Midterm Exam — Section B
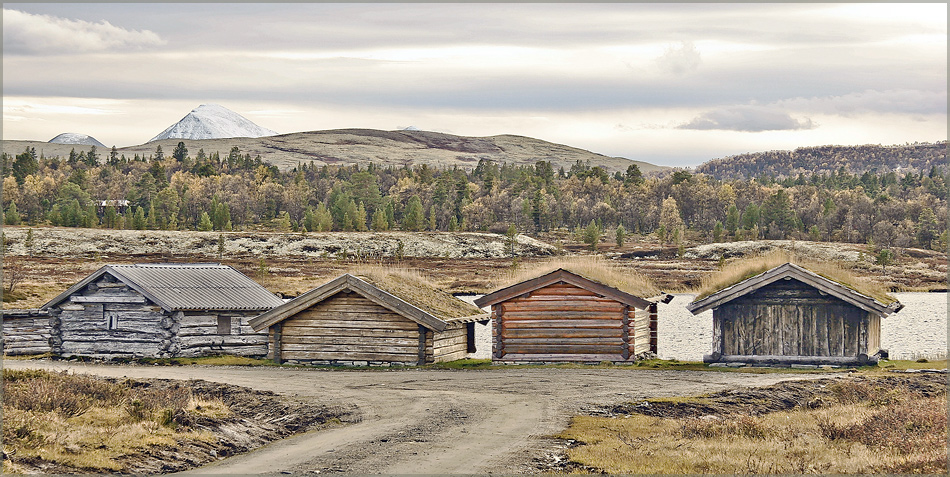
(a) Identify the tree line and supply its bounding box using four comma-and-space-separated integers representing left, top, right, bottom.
696, 141, 947, 181
2, 142, 947, 252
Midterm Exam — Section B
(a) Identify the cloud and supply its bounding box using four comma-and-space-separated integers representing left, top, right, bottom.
2, 8, 165, 54
655, 41, 702, 75
778, 89, 947, 116
678, 106, 815, 132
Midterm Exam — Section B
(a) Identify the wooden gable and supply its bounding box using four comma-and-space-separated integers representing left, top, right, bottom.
687, 263, 902, 317
475, 268, 654, 310
276, 290, 425, 364
250, 274, 449, 332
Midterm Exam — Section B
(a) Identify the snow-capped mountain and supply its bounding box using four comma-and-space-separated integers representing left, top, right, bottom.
49, 133, 107, 148
148, 104, 277, 142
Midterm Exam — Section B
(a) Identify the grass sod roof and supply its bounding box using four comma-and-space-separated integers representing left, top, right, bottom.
501, 256, 662, 298
347, 265, 483, 320
694, 250, 898, 305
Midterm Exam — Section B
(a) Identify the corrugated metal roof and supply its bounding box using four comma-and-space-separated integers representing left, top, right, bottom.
43, 263, 283, 312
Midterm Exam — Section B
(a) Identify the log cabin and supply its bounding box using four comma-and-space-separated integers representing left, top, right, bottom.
2, 308, 51, 356
687, 262, 903, 366
474, 268, 669, 363
249, 270, 489, 366
41, 263, 284, 359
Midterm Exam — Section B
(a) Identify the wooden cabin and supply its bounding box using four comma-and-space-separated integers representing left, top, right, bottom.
474, 269, 665, 363
41, 263, 284, 359
687, 262, 903, 366
249, 272, 488, 366
2, 308, 51, 356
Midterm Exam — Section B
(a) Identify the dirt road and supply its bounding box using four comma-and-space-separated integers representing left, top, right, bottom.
4, 360, 826, 474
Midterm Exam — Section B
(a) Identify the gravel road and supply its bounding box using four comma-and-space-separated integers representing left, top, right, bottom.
4, 360, 825, 474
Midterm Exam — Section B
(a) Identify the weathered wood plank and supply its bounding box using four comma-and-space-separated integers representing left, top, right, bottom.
501, 319, 622, 329
501, 311, 624, 321
501, 328, 622, 339
503, 344, 625, 354
502, 337, 624, 346
294, 309, 414, 323
498, 353, 627, 362
70, 295, 147, 304
282, 319, 419, 331
501, 302, 625, 313
280, 335, 419, 347
280, 349, 418, 361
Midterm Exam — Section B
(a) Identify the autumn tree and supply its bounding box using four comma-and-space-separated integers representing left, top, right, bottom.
658, 196, 683, 245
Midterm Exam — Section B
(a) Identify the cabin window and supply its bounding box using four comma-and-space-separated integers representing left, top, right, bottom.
105, 310, 120, 330
466, 322, 476, 353
217, 316, 232, 335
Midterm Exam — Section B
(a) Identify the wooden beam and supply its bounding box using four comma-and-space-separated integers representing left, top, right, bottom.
69, 296, 146, 304
273, 322, 283, 364
417, 324, 426, 366
621, 306, 630, 360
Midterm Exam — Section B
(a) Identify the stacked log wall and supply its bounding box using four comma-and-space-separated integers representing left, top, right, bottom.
432, 322, 468, 362
493, 282, 639, 362
2, 312, 52, 355
275, 291, 423, 365
175, 312, 268, 357
51, 273, 269, 359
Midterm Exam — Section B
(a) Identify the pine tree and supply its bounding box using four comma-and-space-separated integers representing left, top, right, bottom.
713, 221, 724, 242
371, 208, 388, 231
615, 224, 626, 248
132, 207, 147, 230
198, 212, 213, 231
4, 202, 20, 225
403, 195, 424, 231
582, 220, 602, 251
355, 202, 369, 231
315, 203, 334, 231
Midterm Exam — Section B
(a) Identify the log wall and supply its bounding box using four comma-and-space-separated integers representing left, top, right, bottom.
713, 280, 877, 361
492, 282, 643, 362
273, 291, 425, 365
432, 322, 468, 362
50, 273, 268, 358
2, 312, 52, 355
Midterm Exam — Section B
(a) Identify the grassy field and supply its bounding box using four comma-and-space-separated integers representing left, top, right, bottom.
557, 372, 948, 474
1, 369, 229, 473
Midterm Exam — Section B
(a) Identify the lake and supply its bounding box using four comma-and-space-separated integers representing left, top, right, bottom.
462, 292, 948, 361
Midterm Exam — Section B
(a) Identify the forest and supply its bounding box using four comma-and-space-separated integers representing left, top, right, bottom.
2, 141, 947, 254
696, 141, 947, 180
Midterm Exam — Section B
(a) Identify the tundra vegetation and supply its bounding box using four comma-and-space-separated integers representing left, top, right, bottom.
1, 142, 947, 257
1, 369, 227, 472
558, 374, 948, 474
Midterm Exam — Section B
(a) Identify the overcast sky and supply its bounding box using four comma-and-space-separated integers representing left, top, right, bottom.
3, 3, 946, 167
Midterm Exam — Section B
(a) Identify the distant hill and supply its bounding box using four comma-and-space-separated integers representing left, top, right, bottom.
3, 129, 668, 174
148, 104, 278, 142
48, 133, 106, 148
696, 142, 947, 180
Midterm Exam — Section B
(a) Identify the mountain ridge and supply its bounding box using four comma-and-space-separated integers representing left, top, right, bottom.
48, 133, 106, 148
3, 128, 666, 174
148, 104, 278, 142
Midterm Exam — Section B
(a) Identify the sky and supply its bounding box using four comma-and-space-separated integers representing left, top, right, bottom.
2, 2, 947, 168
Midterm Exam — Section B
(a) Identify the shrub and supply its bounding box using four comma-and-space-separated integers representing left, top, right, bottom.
1, 370, 122, 417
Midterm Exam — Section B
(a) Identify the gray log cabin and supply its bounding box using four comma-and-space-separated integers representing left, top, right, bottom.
249, 272, 489, 366
687, 262, 903, 366
475, 269, 669, 364
41, 263, 284, 359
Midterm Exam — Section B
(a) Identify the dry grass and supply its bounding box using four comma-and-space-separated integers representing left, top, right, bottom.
348, 264, 484, 319
558, 379, 947, 474
694, 249, 896, 304
1, 369, 225, 472
502, 255, 662, 297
